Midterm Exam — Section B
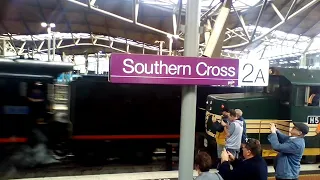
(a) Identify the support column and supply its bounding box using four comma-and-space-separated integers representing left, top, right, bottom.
47, 27, 52, 61
203, 0, 231, 58
142, 43, 145, 54
155, 41, 165, 55
178, 0, 200, 180
0, 40, 6, 56
96, 52, 100, 74
168, 37, 173, 56
84, 54, 89, 75
52, 33, 56, 61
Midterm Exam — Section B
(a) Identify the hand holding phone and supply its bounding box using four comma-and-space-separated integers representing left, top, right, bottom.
270, 123, 277, 133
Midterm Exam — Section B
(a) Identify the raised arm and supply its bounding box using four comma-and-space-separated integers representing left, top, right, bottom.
276, 130, 290, 143
268, 133, 298, 154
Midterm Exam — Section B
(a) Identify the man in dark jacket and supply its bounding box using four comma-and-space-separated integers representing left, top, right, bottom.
218, 138, 268, 180
268, 122, 309, 180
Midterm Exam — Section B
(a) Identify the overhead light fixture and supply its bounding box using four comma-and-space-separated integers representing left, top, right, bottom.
41, 22, 47, 27
41, 22, 56, 28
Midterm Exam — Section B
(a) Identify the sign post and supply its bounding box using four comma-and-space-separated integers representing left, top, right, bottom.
178, 0, 200, 180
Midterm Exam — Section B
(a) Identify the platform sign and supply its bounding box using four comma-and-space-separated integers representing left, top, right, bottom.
238, 59, 269, 87
109, 53, 269, 87
307, 115, 320, 124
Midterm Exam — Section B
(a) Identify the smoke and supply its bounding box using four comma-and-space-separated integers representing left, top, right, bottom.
0, 129, 60, 179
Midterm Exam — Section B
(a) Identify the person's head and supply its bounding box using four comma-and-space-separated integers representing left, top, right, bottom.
221, 107, 230, 117
229, 109, 237, 121
195, 151, 212, 174
235, 109, 243, 119
290, 122, 309, 137
242, 138, 261, 160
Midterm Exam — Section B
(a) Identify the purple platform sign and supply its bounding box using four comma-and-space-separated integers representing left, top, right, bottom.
109, 53, 239, 86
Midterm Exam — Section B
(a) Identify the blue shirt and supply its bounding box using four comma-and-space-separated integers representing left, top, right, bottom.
195, 172, 223, 180
268, 130, 305, 179
226, 120, 243, 150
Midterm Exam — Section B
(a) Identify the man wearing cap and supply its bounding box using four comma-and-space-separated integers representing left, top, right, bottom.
268, 122, 309, 180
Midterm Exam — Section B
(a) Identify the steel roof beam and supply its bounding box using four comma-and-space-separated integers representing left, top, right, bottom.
133, 0, 139, 24
0, 23, 18, 56
223, 0, 319, 49
59, 0, 75, 44
175, 0, 182, 35
284, 0, 298, 21
270, 3, 284, 22
64, 0, 185, 42
19, 12, 38, 51
288, 2, 319, 36
2, 33, 172, 56
89, 0, 96, 6
231, 4, 250, 40
36, 0, 48, 23
250, 0, 268, 41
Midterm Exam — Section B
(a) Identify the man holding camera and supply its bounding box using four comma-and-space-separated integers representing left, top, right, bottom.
268, 122, 309, 180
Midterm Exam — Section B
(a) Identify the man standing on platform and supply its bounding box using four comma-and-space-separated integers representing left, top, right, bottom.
268, 122, 309, 180
221, 109, 243, 159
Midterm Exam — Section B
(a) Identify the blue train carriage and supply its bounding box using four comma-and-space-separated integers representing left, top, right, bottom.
0, 58, 73, 158
204, 67, 320, 161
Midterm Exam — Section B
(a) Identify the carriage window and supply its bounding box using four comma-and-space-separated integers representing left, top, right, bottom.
293, 86, 320, 107
307, 86, 320, 107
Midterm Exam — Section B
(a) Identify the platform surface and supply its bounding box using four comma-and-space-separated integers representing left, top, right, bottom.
11, 164, 320, 180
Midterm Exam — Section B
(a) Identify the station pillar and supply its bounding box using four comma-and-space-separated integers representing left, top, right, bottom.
203, 0, 232, 58
178, 0, 200, 179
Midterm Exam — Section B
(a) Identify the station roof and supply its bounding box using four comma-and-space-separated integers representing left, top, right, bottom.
1, 0, 320, 56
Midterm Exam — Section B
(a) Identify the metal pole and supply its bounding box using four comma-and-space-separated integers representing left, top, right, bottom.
178, 0, 200, 179
96, 52, 99, 74
168, 37, 173, 56
47, 27, 51, 61
53, 32, 56, 61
